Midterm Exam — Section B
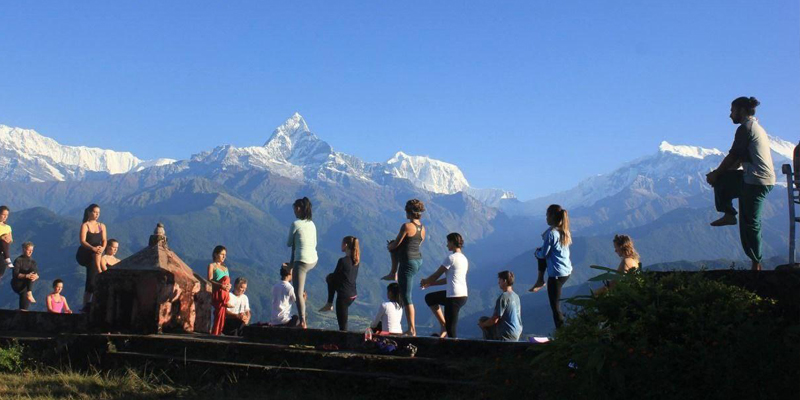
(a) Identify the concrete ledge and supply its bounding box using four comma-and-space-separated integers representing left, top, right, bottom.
242, 325, 537, 359
0, 310, 87, 334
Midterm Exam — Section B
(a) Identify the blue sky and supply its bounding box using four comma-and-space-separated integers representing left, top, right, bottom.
1, 1, 798, 199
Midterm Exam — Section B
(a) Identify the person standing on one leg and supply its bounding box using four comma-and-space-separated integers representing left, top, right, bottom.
12, 242, 39, 310
76, 204, 106, 312
706, 97, 775, 271
420, 233, 469, 339
285, 197, 318, 329
386, 199, 426, 336
319, 236, 360, 332
529, 204, 573, 330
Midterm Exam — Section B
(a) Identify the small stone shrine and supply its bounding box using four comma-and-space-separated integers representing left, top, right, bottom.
91, 224, 212, 334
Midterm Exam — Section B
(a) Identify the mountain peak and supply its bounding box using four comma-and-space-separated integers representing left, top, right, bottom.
385, 151, 470, 194
658, 141, 724, 159
264, 113, 311, 146
263, 113, 332, 165
388, 151, 410, 163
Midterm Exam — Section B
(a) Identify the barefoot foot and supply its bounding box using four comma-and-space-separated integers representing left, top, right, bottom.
529, 279, 546, 293
27, 292, 36, 303
318, 303, 333, 312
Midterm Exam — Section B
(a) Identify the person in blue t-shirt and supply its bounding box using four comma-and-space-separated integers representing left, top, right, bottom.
478, 270, 522, 341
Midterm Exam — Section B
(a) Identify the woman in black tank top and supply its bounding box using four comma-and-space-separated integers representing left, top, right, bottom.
384, 199, 426, 336
77, 204, 107, 311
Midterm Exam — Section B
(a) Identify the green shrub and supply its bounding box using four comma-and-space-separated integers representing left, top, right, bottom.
532, 270, 800, 400
0, 342, 23, 373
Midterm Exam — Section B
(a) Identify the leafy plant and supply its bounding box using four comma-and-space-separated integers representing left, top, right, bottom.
531, 270, 800, 400
0, 342, 23, 373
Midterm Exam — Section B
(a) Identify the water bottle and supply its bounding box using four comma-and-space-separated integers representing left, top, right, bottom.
364, 327, 373, 341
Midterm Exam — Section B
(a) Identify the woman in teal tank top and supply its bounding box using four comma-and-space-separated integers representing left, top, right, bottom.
208, 245, 232, 335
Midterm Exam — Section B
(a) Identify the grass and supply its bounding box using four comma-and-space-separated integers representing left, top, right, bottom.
0, 369, 187, 400
0, 367, 444, 400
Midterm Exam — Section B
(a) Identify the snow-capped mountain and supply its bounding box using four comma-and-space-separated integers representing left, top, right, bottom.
190, 113, 514, 203
0, 114, 512, 205
0, 124, 175, 182
386, 151, 470, 194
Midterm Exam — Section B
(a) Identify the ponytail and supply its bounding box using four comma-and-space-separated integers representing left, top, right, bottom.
547, 204, 572, 247
293, 197, 313, 220
344, 236, 360, 265
560, 209, 572, 246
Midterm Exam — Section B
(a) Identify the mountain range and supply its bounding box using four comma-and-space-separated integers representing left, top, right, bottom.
0, 113, 795, 337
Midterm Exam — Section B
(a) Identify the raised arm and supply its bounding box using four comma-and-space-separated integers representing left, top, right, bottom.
387, 224, 410, 251
707, 126, 747, 185
480, 297, 506, 328
420, 265, 447, 289
535, 230, 557, 259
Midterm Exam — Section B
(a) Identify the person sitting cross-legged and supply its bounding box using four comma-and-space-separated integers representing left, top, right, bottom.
371, 283, 404, 335
223, 277, 251, 336
271, 267, 302, 327
47, 279, 73, 314
478, 270, 523, 342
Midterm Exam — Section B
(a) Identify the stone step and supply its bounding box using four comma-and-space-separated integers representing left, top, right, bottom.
103, 350, 486, 397
99, 333, 464, 379
243, 325, 537, 359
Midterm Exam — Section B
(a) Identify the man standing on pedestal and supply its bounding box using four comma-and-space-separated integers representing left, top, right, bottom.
706, 96, 775, 271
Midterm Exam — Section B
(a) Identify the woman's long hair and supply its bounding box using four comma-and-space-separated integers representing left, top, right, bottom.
547, 204, 572, 247
82, 204, 100, 223
293, 197, 313, 220
343, 236, 360, 265
212, 245, 227, 265
613, 234, 640, 261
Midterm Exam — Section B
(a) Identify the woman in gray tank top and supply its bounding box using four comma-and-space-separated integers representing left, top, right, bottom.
385, 199, 426, 336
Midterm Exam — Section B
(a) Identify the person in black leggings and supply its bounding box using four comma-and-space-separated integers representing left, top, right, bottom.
530, 204, 573, 329
420, 233, 469, 338
319, 236, 360, 331
76, 204, 107, 311
12, 242, 39, 310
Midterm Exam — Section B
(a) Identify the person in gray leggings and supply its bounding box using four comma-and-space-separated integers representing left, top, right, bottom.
286, 197, 318, 329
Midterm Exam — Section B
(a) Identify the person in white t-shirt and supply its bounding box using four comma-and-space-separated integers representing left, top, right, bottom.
371, 283, 403, 335
420, 232, 469, 338
223, 277, 251, 336
271, 267, 302, 327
